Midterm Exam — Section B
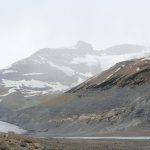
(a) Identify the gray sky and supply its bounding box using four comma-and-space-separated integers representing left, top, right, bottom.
0, 0, 150, 68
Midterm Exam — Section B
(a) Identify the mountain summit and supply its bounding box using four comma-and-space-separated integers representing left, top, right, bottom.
74, 40, 93, 51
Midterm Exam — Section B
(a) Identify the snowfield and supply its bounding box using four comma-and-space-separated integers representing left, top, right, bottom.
0, 79, 69, 97
0, 121, 26, 134
2, 79, 69, 91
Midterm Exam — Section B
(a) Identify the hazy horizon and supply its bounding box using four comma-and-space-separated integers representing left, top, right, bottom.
1, 0, 150, 68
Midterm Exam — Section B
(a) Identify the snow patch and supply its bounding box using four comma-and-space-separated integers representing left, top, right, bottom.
47, 82, 69, 92
49, 61, 75, 76
21, 89, 45, 97
0, 121, 26, 134
0, 89, 16, 97
2, 64, 12, 70
140, 56, 150, 61
96, 67, 121, 86
22, 82, 69, 97
29, 56, 76, 76
22, 72, 45, 76
106, 67, 121, 80
2, 79, 51, 89
2, 70, 17, 74
136, 67, 140, 71
71, 54, 101, 66
79, 72, 93, 78
77, 77, 85, 85
2, 79, 69, 96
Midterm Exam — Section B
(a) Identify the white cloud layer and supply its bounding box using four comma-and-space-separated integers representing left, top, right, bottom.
71, 49, 150, 70
0, 0, 150, 68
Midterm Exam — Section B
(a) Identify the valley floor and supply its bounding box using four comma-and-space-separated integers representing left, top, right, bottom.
0, 133, 150, 150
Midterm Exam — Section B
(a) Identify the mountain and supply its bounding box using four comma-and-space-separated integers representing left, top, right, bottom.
0, 42, 148, 111
8, 56, 150, 137
0, 41, 101, 110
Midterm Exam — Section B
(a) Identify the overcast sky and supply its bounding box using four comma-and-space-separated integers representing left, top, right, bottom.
0, 0, 150, 68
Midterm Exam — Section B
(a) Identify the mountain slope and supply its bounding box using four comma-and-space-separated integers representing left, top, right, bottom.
68, 57, 150, 92
8, 56, 150, 137
0, 42, 148, 111
0, 41, 100, 110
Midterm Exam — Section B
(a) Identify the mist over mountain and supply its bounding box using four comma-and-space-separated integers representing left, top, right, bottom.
100, 44, 146, 55
0, 41, 149, 111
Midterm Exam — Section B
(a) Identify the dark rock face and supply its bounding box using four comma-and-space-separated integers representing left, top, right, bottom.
8, 57, 150, 137
68, 57, 150, 92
